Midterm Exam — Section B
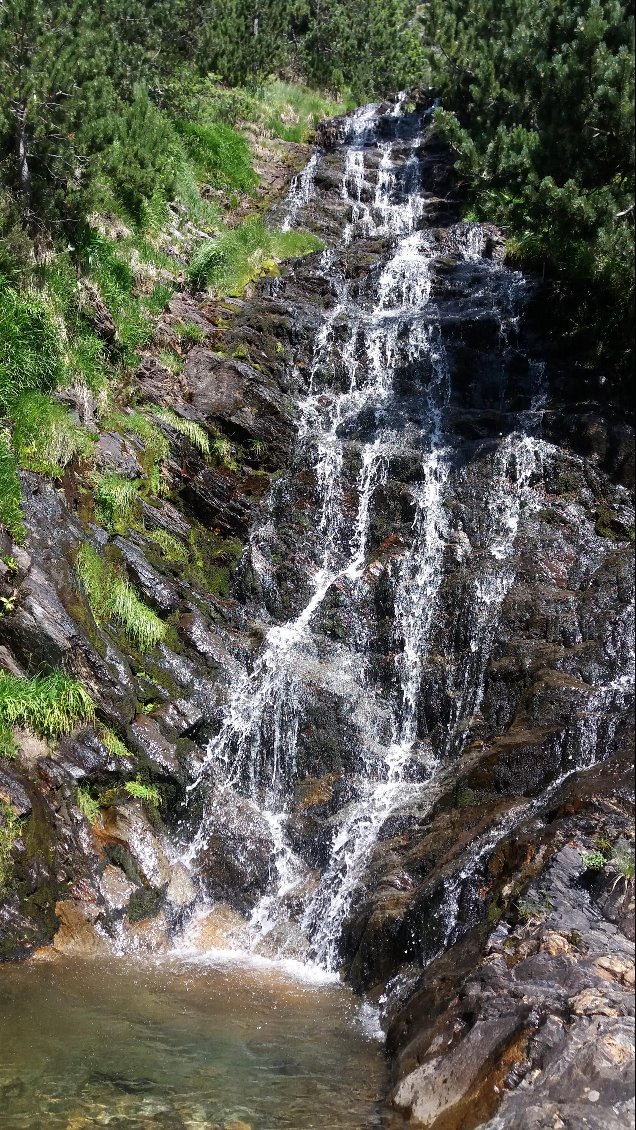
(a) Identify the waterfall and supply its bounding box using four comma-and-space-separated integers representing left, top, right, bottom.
180, 97, 635, 975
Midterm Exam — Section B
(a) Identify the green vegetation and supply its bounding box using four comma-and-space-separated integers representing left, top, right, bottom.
76, 787, 102, 826
188, 217, 323, 294
77, 543, 166, 651
99, 726, 130, 759
0, 801, 20, 892
0, 670, 94, 739
124, 778, 161, 808
94, 474, 140, 534
0, 288, 62, 410
145, 529, 189, 564
0, 434, 25, 542
581, 849, 606, 871
12, 392, 95, 477
152, 409, 210, 457
422, 0, 634, 392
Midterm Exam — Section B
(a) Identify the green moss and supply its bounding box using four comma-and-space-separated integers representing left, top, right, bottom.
0, 801, 20, 892
126, 885, 163, 922
456, 786, 476, 809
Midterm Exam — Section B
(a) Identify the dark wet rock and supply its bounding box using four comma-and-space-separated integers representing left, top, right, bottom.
129, 716, 180, 776
194, 793, 275, 914
113, 537, 180, 614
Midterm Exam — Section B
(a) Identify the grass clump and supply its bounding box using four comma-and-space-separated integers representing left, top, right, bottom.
94, 473, 139, 533
152, 408, 210, 456
145, 529, 189, 564
77, 543, 166, 652
259, 80, 346, 143
0, 801, 20, 892
0, 725, 17, 759
0, 287, 63, 410
188, 216, 322, 294
175, 119, 258, 194
173, 320, 205, 347
0, 433, 25, 542
12, 392, 95, 478
76, 786, 102, 826
99, 726, 130, 759
0, 670, 94, 739
124, 778, 161, 808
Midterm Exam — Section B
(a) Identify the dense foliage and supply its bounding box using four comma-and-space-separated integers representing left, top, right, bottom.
420, 0, 635, 390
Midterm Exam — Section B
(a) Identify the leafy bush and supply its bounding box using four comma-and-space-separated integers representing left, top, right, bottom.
77, 543, 166, 651
0, 433, 25, 542
0, 671, 94, 738
0, 288, 63, 410
12, 392, 95, 477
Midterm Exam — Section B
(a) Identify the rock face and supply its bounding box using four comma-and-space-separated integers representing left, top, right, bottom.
0, 93, 633, 1128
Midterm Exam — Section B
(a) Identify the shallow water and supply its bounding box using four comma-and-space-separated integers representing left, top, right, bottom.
0, 956, 394, 1129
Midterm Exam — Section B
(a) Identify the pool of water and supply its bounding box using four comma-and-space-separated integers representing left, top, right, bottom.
0, 955, 397, 1129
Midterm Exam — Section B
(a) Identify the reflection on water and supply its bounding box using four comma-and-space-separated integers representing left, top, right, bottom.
0, 956, 394, 1129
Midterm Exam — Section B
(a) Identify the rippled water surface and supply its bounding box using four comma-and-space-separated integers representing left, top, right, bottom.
0, 957, 392, 1129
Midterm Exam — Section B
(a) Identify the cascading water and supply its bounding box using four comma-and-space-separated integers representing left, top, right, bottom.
181, 94, 635, 978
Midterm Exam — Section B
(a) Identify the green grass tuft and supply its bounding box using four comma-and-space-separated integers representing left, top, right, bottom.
76, 786, 102, 825
188, 216, 322, 294
94, 472, 139, 533
124, 778, 161, 807
0, 287, 63, 411
99, 725, 130, 759
145, 528, 189, 563
0, 670, 94, 739
152, 408, 210, 456
77, 543, 166, 652
0, 432, 25, 542
12, 392, 95, 478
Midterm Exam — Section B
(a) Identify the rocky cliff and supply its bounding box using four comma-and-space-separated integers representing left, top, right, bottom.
0, 94, 633, 1129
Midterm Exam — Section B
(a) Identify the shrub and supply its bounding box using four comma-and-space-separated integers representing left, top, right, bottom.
0, 671, 94, 738
12, 392, 95, 477
0, 433, 25, 542
77, 543, 166, 652
0, 287, 64, 411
